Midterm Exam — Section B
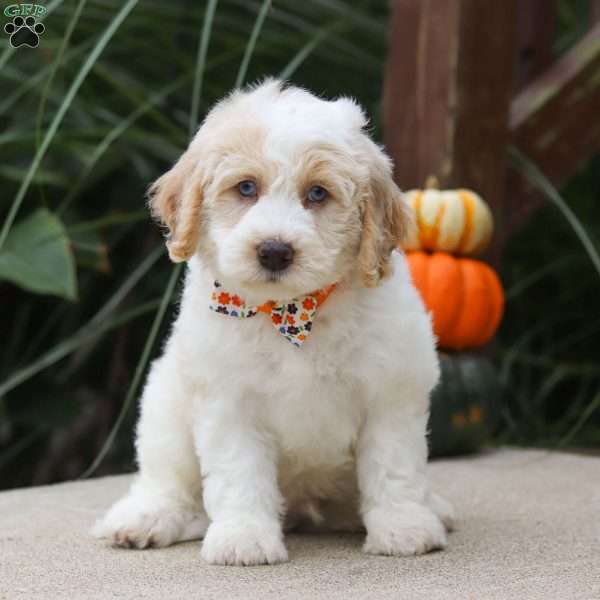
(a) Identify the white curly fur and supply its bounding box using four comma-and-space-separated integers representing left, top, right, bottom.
92, 80, 453, 565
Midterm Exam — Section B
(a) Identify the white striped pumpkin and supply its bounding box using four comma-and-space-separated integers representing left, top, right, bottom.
403, 188, 493, 256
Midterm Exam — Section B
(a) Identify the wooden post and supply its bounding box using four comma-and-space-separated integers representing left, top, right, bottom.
382, 0, 460, 190
383, 0, 517, 257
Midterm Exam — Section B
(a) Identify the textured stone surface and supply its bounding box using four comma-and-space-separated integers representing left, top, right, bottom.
1, 449, 599, 599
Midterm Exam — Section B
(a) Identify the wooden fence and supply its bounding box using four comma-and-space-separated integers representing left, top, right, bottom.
383, 0, 600, 260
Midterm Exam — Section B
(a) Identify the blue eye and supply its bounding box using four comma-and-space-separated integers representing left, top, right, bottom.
307, 185, 328, 204
238, 180, 257, 198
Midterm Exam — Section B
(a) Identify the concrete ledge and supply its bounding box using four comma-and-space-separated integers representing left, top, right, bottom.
1, 449, 599, 599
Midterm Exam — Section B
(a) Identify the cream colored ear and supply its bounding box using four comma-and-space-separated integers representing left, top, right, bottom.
147, 152, 204, 263
357, 143, 412, 287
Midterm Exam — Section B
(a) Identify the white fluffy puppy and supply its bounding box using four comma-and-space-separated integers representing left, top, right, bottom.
93, 80, 453, 565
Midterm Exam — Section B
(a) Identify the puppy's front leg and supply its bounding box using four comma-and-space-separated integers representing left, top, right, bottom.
196, 403, 287, 566
357, 399, 449, 556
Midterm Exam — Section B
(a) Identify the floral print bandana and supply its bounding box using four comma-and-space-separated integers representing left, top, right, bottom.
209, 281, 336, 347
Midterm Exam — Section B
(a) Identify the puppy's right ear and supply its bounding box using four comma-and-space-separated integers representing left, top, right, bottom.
147, 151, 205, 263
357, 141, 412, 287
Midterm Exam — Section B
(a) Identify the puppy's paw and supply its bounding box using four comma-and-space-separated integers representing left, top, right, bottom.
92, 493, 208, 549
201, 518, 288, 566
426, 490, 455, 531
363, 503, 447, 557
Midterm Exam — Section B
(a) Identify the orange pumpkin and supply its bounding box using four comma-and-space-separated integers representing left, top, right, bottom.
406, 251, 504, 350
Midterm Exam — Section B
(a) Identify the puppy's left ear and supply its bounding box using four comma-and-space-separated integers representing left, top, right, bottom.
147, 150, 205, 263
357, 142, 412, 287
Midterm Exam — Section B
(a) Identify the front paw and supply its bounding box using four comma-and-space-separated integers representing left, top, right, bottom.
92, 493, 207, 549
201, 518, 288, 566
363, 503, 447, 556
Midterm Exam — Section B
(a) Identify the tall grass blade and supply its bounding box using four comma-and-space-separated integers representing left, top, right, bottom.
235, 0, 272, 88
66, 211, 148, 234
81, 262, 183, 478
190, 0, 218, 136
557, 389, 600, 449
58, 77, 188, 215
0, 41, 94, 116
0, 298, 160, 399
0, 427, 45, 470
505, 256, 573, 301
509, 147, 600, 281
0, 0, 139, 251
35, 0, 88, 151
92, 62, 187, 143
86, 244, 162, 331
0, 245, 162, 397
279, 22, 342, 79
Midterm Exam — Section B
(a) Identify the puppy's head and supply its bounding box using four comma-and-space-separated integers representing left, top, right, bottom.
149, 80, 410, 301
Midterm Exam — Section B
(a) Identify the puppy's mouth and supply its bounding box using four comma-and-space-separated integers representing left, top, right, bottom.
230, 262, 293, 289
265, 269, 288, 283
234, 264, 312, 304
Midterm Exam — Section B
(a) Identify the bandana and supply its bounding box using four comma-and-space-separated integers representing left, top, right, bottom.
209, 281, 336, 347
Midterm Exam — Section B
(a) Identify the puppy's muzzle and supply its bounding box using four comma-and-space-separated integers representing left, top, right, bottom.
257, 240, 294, 272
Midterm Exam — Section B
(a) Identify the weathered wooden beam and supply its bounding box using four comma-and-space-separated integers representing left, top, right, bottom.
383, 0, 517, 253
510, 22, 600, 178
506, 21, 600, 237
516, 0, 555, 89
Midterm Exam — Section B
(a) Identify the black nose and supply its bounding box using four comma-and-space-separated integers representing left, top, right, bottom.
257, 240, 294, 272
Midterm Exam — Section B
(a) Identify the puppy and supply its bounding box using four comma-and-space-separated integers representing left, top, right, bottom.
93, 80, 453, 565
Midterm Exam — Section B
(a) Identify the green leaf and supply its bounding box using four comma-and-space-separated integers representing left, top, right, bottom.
0, 208, 77, 300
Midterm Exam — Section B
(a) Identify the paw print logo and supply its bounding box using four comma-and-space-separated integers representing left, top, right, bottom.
4, 16, 45, 48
